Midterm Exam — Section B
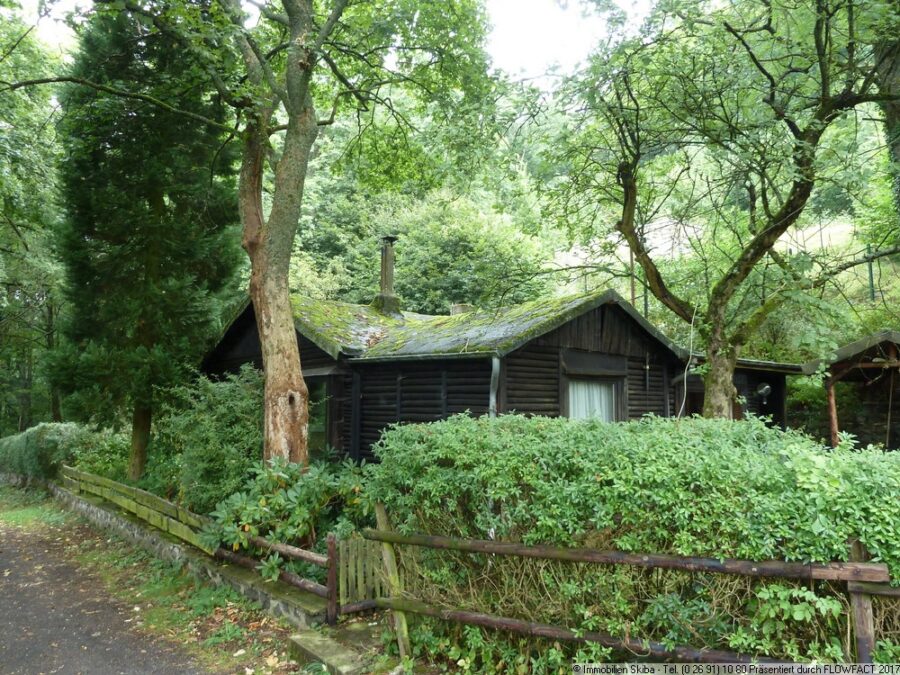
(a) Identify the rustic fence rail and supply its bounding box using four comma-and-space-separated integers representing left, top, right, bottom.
61, 465, 214, 554
363, 520, 896, 663
60, 469, 896, 662
59, 465, 342, 624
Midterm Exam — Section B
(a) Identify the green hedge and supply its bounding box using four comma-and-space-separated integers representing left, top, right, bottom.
365, 415, 900, 666
0, 423, 91, 480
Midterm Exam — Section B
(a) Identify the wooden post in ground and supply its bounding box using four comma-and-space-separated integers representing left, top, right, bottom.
326, 533, 338, 626
374, 502, 411, 660
849, 539, 876, 663
827, 377, 841, 448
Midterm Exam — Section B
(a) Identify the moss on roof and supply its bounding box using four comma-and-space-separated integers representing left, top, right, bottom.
290, 289, 684, 361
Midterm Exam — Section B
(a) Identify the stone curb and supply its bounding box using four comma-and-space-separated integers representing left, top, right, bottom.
288, 630, 372, 674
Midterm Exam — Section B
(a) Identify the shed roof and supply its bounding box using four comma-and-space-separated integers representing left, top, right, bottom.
801, 330, 900, 375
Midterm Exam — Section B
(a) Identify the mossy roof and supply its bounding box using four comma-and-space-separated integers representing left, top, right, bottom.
288, 289, 688, 362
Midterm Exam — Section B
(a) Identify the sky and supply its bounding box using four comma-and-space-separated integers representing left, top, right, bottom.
19, 0, 644, 82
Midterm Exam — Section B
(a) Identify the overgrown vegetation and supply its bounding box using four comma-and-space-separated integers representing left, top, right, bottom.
208, 457, 368, 582
52, 367, 264, 513
365, 415, 900, 666
150, 366, 264, 512
0, 423, 90, 480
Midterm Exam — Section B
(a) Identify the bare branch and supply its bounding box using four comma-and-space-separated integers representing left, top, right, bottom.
313, 0, 349, 55
0, 76, 232, 130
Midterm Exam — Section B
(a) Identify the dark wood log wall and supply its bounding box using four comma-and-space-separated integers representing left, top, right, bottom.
849, 375, 900, 450
672, 369, 788, 427
349, 359, 492, 461
627, 358, 669, 418
501, 304, 678, 420
504, 345, 560, 417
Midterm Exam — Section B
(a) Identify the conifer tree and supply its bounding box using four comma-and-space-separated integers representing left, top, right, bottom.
53, 12, 241, 479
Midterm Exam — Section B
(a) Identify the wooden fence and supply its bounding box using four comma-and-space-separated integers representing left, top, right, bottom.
61, 466, 214, 553
362, 522, 896, 664
59, 466, 345, 624
61, 468, 896, 663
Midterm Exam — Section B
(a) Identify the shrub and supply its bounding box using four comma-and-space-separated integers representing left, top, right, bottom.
0, 423, 92, 480
152, 366, 264, 512
207, 457, 368, 580
70, 428, 131, 482
364, 414, 900, 666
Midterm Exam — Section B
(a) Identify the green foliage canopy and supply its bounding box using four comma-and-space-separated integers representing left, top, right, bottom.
51, 13, 241, 439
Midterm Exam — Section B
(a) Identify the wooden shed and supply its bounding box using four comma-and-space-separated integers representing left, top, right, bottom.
802, 330, 900, 449
203, 288, 797, 461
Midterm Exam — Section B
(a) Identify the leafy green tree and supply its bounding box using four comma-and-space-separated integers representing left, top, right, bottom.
294, 189, 552, 313
0, 5, 66, 434
556, 0, 900, 417
5, 0, 501, 464
52, 13, 241, 479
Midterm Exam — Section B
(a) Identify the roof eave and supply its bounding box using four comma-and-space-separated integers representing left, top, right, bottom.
491, 289, 686, 363
349, 351, 496, 363
801, 329, 900, 375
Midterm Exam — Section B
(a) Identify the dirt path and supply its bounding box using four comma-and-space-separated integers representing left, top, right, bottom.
0, 511, 207, 674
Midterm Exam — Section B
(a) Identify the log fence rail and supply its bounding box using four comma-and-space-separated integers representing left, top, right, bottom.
56, 468, 900, 662
363, 517, 895, 664
59, 465, 342, 624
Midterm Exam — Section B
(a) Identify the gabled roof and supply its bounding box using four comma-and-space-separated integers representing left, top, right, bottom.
801, 330, 900, 375
289, 289, 686, 362
218, 290, 800, 373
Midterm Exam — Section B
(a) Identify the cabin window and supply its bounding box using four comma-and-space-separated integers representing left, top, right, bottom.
568, 379, 618, 422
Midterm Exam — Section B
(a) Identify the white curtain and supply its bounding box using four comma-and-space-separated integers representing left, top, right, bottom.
569, 380, 616, 421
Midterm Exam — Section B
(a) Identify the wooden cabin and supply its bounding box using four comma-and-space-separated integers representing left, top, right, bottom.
802, 330, 900, 449
203, 287, 797, 461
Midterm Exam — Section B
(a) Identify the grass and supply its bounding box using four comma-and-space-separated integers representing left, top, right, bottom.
0, 485, 68, 527
0, 484, 303, 673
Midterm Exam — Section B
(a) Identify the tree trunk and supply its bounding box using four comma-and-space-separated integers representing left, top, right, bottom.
702, 329, 738, 419
240, 106, 318, 464
45, 299, 62, 422
128, 404, 151, 481
876, 41, 900, 216
50, 391, 62, 423
16, 355, 32, 432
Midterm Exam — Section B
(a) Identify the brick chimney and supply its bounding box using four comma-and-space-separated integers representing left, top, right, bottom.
372, 235, 401, 315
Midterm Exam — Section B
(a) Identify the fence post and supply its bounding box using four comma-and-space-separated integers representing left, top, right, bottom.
375, 502, 411, 660
326, 533, 338, 625
849, 539, 875, 663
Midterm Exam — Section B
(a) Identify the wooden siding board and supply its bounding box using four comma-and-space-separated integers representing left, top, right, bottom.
353, 359, 491, 460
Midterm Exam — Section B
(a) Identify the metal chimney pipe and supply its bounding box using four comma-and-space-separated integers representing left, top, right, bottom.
380, 235, 397, 297
373, 235, 401, 315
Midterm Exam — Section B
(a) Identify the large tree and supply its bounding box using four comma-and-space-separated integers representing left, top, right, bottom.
53, 12, 240, 479
53, 0, 493, 464
557, 0, 900, 416
0, 4, 66, 434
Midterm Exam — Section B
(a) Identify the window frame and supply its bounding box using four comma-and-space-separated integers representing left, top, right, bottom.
559, 349, 628, 421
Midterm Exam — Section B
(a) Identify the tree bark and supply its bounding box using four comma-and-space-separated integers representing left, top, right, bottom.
16, 353, 32, 432
45, 299, 62, 422
128, 403, 151, 481
876, 41, 900, 216
241, 105, 318, 464
702, 324, 738, 419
